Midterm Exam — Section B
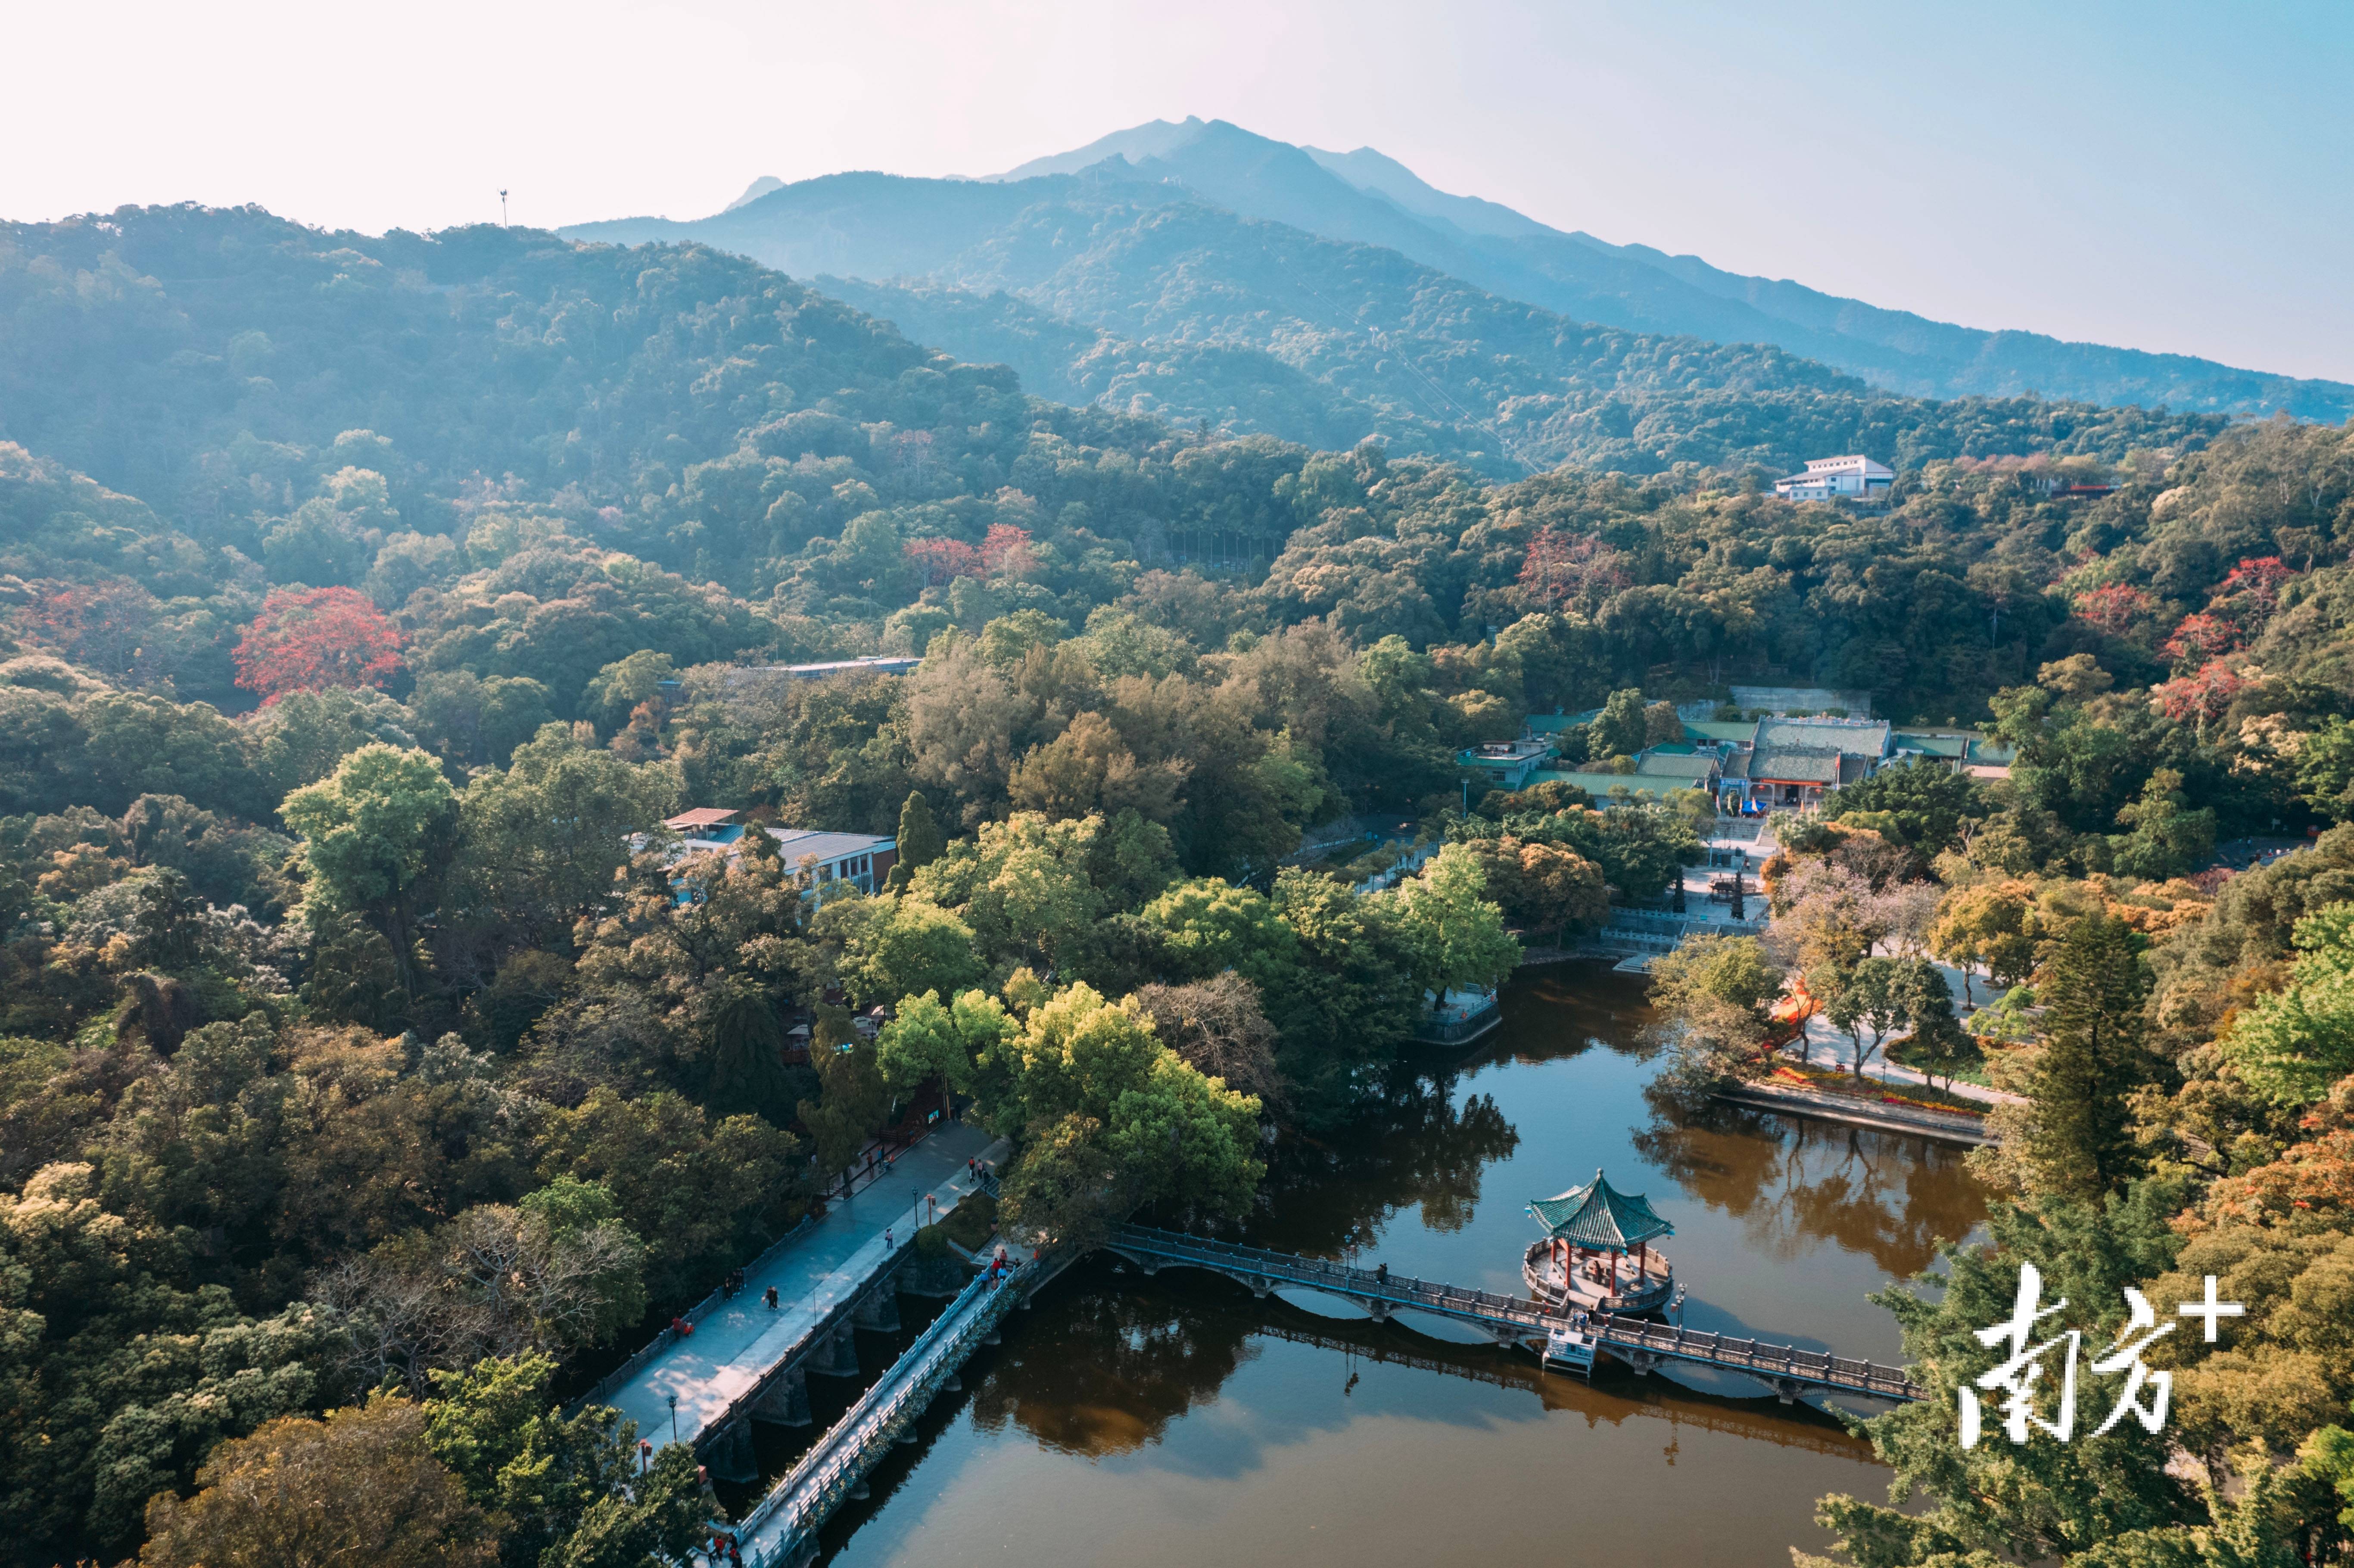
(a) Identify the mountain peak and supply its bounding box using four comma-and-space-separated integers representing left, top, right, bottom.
724, 175, 785, 212
988, 117, 1208, 182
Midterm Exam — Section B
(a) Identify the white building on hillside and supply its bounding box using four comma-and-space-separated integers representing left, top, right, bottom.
1775, 455, 1894, 501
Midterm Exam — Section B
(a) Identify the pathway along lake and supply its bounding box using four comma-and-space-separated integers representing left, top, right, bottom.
719, 963, 1989, 1566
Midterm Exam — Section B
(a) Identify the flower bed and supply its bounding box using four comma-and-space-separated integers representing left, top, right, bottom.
1766, 1058, 1988, 1116
1879, 1091, 1987, 1118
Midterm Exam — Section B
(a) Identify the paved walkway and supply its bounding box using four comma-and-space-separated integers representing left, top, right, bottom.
609, 1120, 1001, 1451
1781, 952, 2025, 1107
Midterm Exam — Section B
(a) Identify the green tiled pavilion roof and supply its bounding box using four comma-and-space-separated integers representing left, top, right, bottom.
1529, 1169, 1673, 1250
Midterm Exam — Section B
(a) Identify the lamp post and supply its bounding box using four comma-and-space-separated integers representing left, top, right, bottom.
666, 1392, 678, 1446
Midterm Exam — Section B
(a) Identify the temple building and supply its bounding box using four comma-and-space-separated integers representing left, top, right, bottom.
1719, 716, 1894, 812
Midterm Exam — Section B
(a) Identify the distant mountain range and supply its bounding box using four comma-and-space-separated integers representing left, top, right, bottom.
983, 118, 2351, 420
562, 118, 2316, 470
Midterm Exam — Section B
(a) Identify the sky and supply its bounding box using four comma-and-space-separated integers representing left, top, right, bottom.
7, 0, 2349, 381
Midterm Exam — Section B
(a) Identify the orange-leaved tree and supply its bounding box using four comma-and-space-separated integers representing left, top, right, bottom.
232, 586, 405, 702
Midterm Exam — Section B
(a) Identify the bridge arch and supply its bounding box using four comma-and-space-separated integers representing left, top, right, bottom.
1100, 1242, 1531, 1346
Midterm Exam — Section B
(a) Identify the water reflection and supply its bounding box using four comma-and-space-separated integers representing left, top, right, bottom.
1242, 1310, 1876, 1463
1250, 1070, 1521, 1254
796, 963, 1991, 1568
1478, 962, 1661, 1068
960, 1264, 1877, 1470
1634, 1093, 1988, 1279
966, 1272, 1261, 1458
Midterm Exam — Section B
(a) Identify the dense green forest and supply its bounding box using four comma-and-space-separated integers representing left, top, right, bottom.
5, 201, 2354, 1564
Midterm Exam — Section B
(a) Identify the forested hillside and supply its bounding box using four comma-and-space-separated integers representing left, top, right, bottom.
565, 170, 2228, 476
597, 116, 2354, 427
6, 200, 2354, 1565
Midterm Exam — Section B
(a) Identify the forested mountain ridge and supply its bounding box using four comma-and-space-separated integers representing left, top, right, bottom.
598, 116, 2352, 426
570, 172, 2225, 476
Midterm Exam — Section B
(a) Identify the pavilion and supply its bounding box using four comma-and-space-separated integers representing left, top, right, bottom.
1525, 1169, 1675, 1314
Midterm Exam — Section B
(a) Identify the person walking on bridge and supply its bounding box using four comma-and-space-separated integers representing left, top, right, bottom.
763, 1285, 779, 1311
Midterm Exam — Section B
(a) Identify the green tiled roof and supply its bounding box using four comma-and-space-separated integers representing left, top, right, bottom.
1747, 744, 1843, 784
1522, 771, 1676, 800
1530, 1170, 1673, 1250
1684, 720, 1756, 742
1891, 732, 1970, 758
1754, 718, 1891, 757
1636, 750, 1720, 779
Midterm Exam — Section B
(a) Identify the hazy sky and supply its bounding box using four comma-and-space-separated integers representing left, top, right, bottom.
9, 0, 2349, 380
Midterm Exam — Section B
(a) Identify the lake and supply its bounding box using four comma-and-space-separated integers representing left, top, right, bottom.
723, 962, 1987, 1567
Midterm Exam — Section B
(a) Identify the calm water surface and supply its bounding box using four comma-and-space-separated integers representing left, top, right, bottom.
732, 964, 1988, 1567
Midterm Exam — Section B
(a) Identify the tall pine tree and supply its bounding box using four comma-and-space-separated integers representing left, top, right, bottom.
886, 790, 945, 892
2026, 913, 2153, 1200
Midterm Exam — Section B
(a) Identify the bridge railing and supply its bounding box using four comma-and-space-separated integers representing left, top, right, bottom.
738, 1258, 1028, 1567
1111, 1224, 1923, 1403
574, 1213, 816, 1412
683, 1176, 997, 1456
1112, 1225, 1551, 1330
1580, 1312, 1920, 1400
1249, 1319, 1877, 1459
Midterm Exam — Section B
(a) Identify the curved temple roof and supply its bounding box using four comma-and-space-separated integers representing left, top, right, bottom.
1529, 1168, 1674, 1250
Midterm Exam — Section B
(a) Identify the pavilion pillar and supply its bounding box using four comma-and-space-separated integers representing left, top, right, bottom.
1637, 1241, 1647, 1283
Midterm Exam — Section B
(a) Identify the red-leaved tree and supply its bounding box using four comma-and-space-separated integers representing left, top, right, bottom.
233, 587, 405, 702
979, 523, 1036, 577
903, 537, 984, 585
2152, 659, 2245, 728
2207, 554, 2293, 636
2216, 555, 2292, 610
2160, 612, 2243, 667
22, 579, 162, 682
1518, 526, 1625, 615
2070, 582, 2158, 639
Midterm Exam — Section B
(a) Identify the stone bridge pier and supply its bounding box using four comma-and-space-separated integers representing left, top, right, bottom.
810, 1320, 861, 1378
709, 1416, 760, 1484
852, 1283, 902, 1333
752, 1363, 811, 1427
